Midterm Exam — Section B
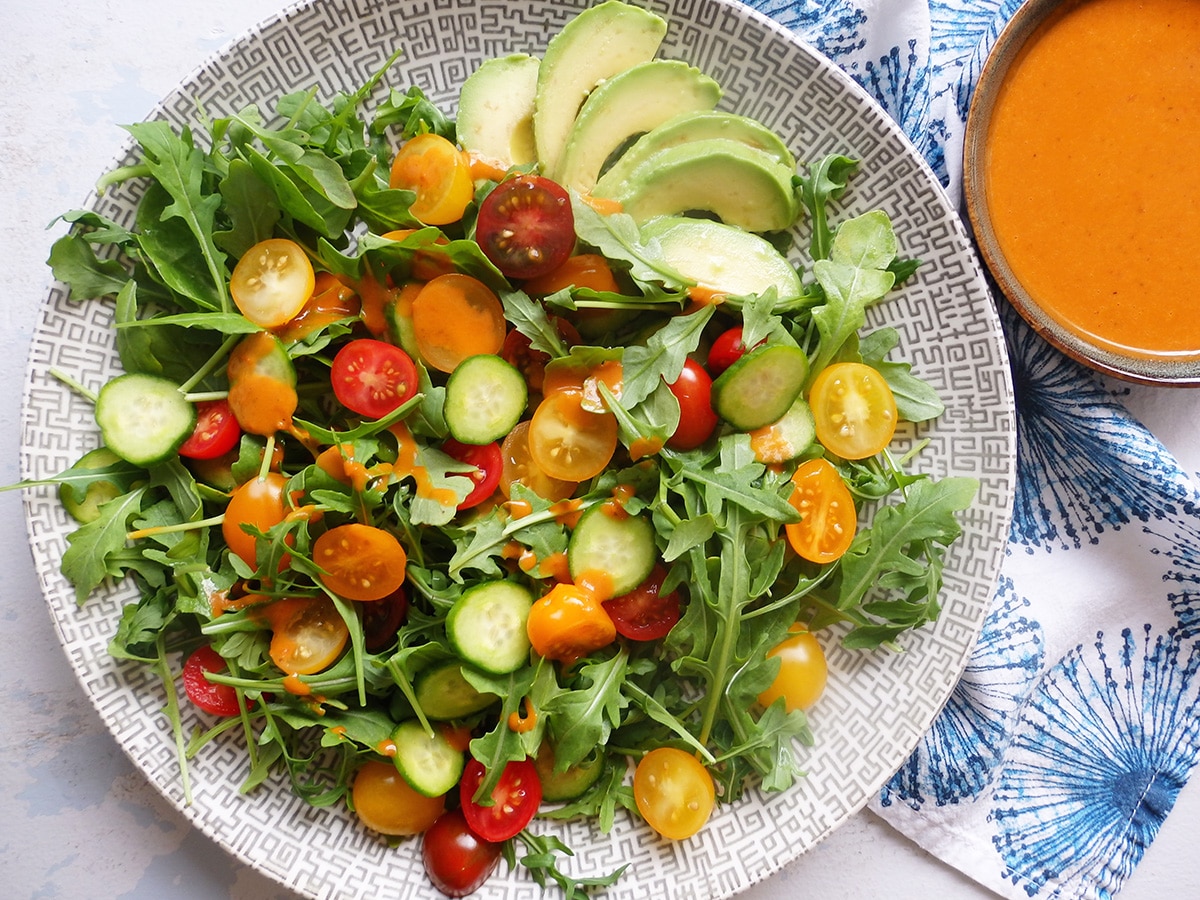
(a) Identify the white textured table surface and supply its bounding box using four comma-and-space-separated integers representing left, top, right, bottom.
5, 2, 1199, 898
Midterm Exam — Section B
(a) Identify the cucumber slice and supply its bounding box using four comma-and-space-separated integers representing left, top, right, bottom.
391, 719, 465, 797
748, 396, 816, 464
94, 374, 196, 467
568, 505, 656, 598
710, 344, 809, 431
444, 354, 528, 445
534, 742, 606, 802
413, 661, 499, 720
58, 447, 131, 523
446, 581, 534, 675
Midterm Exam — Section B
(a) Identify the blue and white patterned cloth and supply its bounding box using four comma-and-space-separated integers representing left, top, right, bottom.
745, 2, 1200, 899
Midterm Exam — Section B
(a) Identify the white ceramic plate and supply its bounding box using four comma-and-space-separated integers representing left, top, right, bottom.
20, 1, 1016, 897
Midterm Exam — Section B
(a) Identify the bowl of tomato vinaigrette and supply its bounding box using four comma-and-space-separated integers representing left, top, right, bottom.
964, 0, 1200, 384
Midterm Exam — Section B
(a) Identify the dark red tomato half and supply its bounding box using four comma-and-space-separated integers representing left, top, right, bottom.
422, 808, 503, 898
178, 399, 241, 460
500, 317, 581, 394
460, 757, 542, 842
666, 358, 719, 451
330, 338, 419, 419
475, 175, 575, 280
182, 645, 250, 717
361, 585, 409, 653
443, 439, 504, 510
603, 564, 682, 641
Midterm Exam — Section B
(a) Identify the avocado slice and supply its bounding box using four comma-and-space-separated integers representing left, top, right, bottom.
533, 0, 668, 178
595, 109, 797, 195
457, 54, 540, 169
595, 138, 801, 232
641, 216, 804, 301
555, 60, 722, 191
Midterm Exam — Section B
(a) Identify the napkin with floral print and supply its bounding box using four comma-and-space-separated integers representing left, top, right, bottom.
745, 1, 1200, 898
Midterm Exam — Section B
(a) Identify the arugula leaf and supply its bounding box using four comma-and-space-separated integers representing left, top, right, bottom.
543, 649, 629, 770
47, 234, 129, 301
61, 486, 149, 602
569, 194, 689, 287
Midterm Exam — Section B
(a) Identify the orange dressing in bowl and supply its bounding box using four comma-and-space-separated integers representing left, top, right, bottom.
984, 0, 1200, 360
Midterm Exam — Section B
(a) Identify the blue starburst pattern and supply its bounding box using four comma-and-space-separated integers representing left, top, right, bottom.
991, 627, 1200, 898
745, 0, 867, 64
1148, 512, 1200, 640
881, 576, 1045, 809
1003, 304, 1188, 553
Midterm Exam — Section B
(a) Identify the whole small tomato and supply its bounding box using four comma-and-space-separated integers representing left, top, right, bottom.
666, 358, 719, 450
422, 807, 503, 897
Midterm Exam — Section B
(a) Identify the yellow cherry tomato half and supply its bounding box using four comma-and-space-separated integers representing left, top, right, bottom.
807, 361, 898, 460
784, 457, 857, 564
527, 388, 618, 483
263, 596, 349, 676
757, 627, 828, 712
499, 420, 578, 501
633, 747, 715, 841
389, 133, 474, 226
230, 238, 316, 328
352, 759, 445, 836
312, 523, 408, 602
526, 582, 616, 667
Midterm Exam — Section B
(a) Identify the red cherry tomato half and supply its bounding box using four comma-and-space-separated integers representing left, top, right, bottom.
459, 757, 542, 842
178, 399, 242, 460
443, 439, 504, 510
330, 339, 419, 419
422, 807, 503, 898
666, 358, 719, 451
182, 645, 249, 717
475, 175, 575, 280
707, 326, 755, 378
603, 564, 682, 641
361, 585, 409, 653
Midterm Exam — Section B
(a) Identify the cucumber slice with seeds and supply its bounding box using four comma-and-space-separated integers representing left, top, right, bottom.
710, 344, 809, 431
446, 581, 534, 674
413, 661, 499, 720
391, 719, 465, 797
567, 504, 656, 598
94, 373, 196, 467
444, 354, 528, 445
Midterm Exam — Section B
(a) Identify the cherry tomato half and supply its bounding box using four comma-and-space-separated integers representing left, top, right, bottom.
526, 582, 617, 666
499, 420, 578, 502
331, 339, 419, 420
178, 399, 242, 460
422, 808, 503, 898
459, 757, 542, 842
807, 361, 898, 460
352, 759, 444, 837
362, 585, 409, 654
264, 596, 349, 676
757, 627, 828, 712
633, 747, 716, 841
603, 565, 682, 641
443, 439, 504, 510
666, 358, 719, 451
475, 175, 575, 280
389, 133, 474, 226
527, 388, 618, 482
784, 458, 857, 564
230, 238, 315, 328
312, 523, 408, 602
182, 644, 248, 717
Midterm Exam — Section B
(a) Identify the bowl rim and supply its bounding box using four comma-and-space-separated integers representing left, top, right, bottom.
962, 0, 1200, 387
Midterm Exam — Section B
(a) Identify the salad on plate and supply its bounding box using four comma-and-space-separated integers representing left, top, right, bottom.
31, 1, 977, 895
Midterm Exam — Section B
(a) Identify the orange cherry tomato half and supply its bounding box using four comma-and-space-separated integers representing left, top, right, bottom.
498, 421, 578, 502
526, 582, 617, 666
389, 133, 474, 226
264, 596, 349, 675
522, 253, 620, 296
330, 338, 419, 419
807, 361, 898, 460
757, 626, 828, 712
527, 388, 618, 482
222, 472, 290, 568
352, 759, 445, 836
230, 238, 315, 328
411, 274, 507, 373
633, 747, 715, 841
784, 458, 857, 564
312, 523, 407, 602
